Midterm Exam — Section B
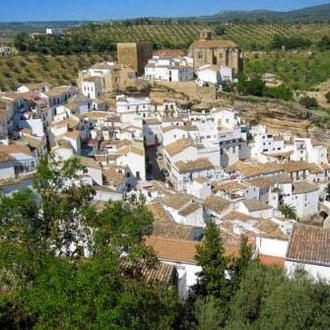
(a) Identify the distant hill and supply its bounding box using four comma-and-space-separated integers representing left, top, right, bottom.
0, 21, 91, 37
208, 3, 330, 23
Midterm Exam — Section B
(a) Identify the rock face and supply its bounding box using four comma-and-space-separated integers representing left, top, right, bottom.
233, 100, 310, 137
146, 82, 330, 150
235, 99, 330, 151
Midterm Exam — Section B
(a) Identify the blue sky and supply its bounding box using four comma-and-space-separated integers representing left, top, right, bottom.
1, 0, 329, 21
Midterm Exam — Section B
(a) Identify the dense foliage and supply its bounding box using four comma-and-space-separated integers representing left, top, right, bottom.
237, 75, 293, 101
245, 50, 330, 90
0, 156, 179, 329
184, 222, 330, 330
270, 35, 312, 50
14, 32, 116, 55
299, 95, 319, 109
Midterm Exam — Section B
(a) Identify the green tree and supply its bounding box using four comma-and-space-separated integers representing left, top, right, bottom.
299, 96, 319, 109
317, 36, 330, 51
194, 296, 224, 330
214, 25, 226, 36
232, 235, 253, 289
279, 204, 297, 220
194, 221, 229, 300
0, 156, 180, 329
227, 263, 285, 328
264, 84, 293, 101
237, 75, 265, 97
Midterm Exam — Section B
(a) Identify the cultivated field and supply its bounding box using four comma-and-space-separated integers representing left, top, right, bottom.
0, 53, 113, 91
71, 22, 330, 50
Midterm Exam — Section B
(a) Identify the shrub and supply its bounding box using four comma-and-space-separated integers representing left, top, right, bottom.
325, 91, 330, 103
299, 96, 319, 109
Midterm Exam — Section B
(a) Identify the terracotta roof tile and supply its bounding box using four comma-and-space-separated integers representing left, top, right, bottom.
120, 258, 176, 284
174, 158, 214, 173
190, 39, 238, 49
78, 156, 101, 169
147, 202, 198, 240
145, 236, 198, 264
282, 161, 310, 173
102, 165, 125, 186
259, 254, 285, 268
0, 144, 32, 156
286, 224, 330, 266
292, 181, 319, 195
178, 202, 202, 217
204, 195, 230, 215
161, 125, 197, 133
215, 180, 249, 193
308, 163, 324, 174
165, 138, 195, 157
0, 152, 14, 162
162, 193, 194, 210
226, 161, 283, 178
248, 177, 271, 189
243, 199, 273, 212
65, 130, 80, 140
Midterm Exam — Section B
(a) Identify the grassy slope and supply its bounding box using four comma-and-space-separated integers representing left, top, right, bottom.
245, 50, 330, 90
0, 53, 112, 91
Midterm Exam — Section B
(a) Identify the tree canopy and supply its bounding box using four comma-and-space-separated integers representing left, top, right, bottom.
0, 156, 179, 329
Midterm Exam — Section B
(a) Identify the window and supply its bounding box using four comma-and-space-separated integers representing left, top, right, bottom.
198, 53, 202, 59
83, 168, 88, 174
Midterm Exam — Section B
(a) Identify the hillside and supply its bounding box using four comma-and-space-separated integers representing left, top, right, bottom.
200, 3, 330, 22
0, 53, 112, 91
67, 22, 330, 51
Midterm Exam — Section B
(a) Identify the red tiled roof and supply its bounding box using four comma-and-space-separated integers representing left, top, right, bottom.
286, 224, 330, 266
259, 254, 285, 268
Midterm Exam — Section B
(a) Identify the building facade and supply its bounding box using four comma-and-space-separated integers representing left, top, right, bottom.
188, 30, 243, 74
117, 42, 153, 75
